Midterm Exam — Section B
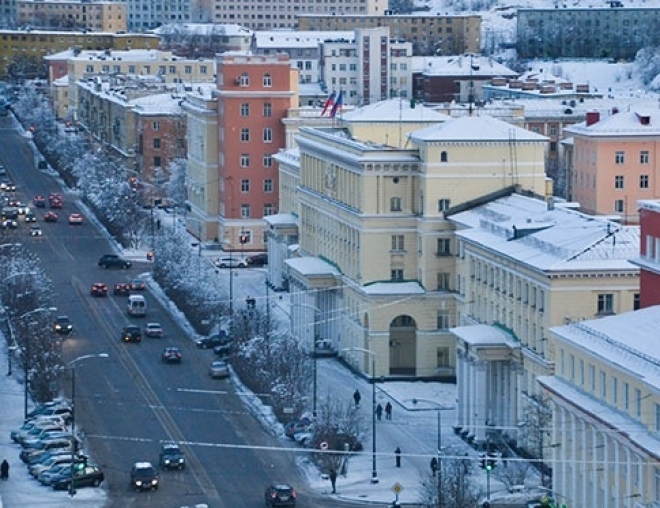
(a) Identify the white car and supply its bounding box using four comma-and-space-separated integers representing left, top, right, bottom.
29, 225, 42, 236
209, 360, 230, 379
213, 257, 247, 269
145, 322, 163, 338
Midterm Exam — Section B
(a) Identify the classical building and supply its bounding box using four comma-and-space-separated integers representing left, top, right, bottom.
450, 193, 640, 454
564, 105, 660, 224
517, 7, 660, 60
16, 0, 127, 32
539, 307, 660, 508
297, 13, 481, 57
270, 105, 549, 378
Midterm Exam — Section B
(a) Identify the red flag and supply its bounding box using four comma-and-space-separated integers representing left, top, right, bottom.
330, 91, 343, 118
321, 92, 336, 117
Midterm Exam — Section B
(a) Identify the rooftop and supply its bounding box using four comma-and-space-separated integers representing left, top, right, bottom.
409, 114, 548, 142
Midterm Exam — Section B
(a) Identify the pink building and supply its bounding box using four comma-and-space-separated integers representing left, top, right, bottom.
564, 108, 660, 224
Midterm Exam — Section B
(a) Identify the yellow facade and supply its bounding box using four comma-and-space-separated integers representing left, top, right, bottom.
16, 0, 127, 33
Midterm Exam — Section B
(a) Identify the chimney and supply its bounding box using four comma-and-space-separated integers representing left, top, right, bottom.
636, 112, 651, 125
586, 111, 600, 126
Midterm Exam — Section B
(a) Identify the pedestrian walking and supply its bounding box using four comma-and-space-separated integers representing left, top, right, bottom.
329, 468, 337, 494
1, 459, 9, 480
375, 403, 383, 421
430, 456, 438, 477
353, 389, 361, 407
395, 447, 402, 468
385, 401, 393, 420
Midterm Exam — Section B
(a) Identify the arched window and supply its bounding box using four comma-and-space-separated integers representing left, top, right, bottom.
440, 151, 448, 163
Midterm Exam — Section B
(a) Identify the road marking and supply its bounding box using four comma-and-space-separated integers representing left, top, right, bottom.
176, 388, 229, 395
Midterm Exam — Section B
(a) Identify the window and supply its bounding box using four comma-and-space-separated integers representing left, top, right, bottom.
440, 151, 448, 162
391, 235, 404, 251
391, 269, 404, 281
240, 103, 249, 117
597, 294, 614, 315
153, 138, 161, 149
615, 175, 624, 189
264, 179, 273, 192
390, 197, 402, 211
640, 174, 649, 189
612, 377, 618, 406
240, 179, 250, 192
640, 150, 649, 164
263, 102, 272, 117
589, 365, 595, 392
655, 404, 660, 431
184, 65, 192, 74
437, 310, 450, 329
579, 359, 584, 386
169, 65, 176, 74
615, 151, 625, 164
263, 73, 272, 87
438, 199, 450, 212
240, 154, 250, 168
153, 156, 161, 167
634, 388, 642, 418
240, 204, 250, 218
239, 73, 249, 86
437, 238, 451, 256
152, 121, 160, 131
264, 204, 274, 216
634, 293, 640, 310
623, 382, 630, 410
615, 200, 624, 213
263, 155, 273, 168
128, 65, 136, 74
200, 65, 207, 75
600, 371, 606, 398
240, 128, 250, 142
437, 272, 450, 290
263, 128, 273, 143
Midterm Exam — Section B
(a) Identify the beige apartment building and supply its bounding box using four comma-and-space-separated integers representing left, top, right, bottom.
269, 105, 549, 378
539, 307, 660, 508
449, 194, 640, 453
16, 0, 127, 32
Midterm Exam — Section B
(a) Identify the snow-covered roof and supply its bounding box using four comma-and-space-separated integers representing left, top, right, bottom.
361, 281, 425, 295
151, 23, 252, 37
341, 98, 448, 123
638, 199, 660, 213
254, 30, 354, 49
409, 114, 548, 143
298, 82, 326, 96
451, 324, 521, 348
132, 93, 184, 115
419, 55, 518, 78
565, 108, 660, 137
264, 213, 298, 226
285, 256, 340, 277
450, 193, 640, 272
45, 49, 197, 63
52, 75, 68, 87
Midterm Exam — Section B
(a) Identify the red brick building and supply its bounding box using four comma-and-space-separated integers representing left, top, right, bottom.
216, 53, 295, 251
633, 200, 660, 308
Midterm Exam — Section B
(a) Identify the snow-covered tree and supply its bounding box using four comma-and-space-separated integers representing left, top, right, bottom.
634, 46, 660, 87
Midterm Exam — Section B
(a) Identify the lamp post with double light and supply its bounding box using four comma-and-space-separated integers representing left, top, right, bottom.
65, 353, 109, 497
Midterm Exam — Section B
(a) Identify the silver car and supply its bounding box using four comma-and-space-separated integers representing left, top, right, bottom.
209, 360, 230, 379
213, 257, 247, 269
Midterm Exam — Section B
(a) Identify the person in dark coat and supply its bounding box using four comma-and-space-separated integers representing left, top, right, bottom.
375, 403, 383, 421
395, 447, 402, 468
385, 401, 393, 420
1, 459, 9, 480
353, 389, 361, 407
329, 468, 337, 493
430, 457, 438, 477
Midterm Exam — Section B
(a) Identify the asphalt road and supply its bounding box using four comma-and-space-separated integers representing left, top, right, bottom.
0, 117, 361, 508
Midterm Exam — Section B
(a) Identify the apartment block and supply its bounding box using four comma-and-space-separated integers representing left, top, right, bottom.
297, 13, 481, 56
16, 0, 127, 33
126, 0, 213, 31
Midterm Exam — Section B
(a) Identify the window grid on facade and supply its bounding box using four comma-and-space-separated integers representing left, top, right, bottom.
240, 103, 249, 117
438, 198, 450, 212
615, 151, 625, 164
240, 179, 250, 192
240, 128, 250, 142
263, 128, 273, 143
153, 138, 161, 149
390, 197, 402, 211
437, 238, 451, 256
615, 200, 624, 213
437, 310, 450, 329
263, 102, 272, 117
263, 73, 272, 87
640, 174, 649, 189
615, 175, 624, 189
640, 150, 649, 164
263, 155, 273, 168
240, 204, 250, 218
391, 235, 404, 251
597, 293, 614, 314
437, 272, 450, 290
240, 154, 250, 168
391, 269, 403, 281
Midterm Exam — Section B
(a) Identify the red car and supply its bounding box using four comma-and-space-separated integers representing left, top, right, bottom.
113, 283, 131, 296
43, 211, 58, 222
90, 282, 108, 297
33, 196, 46, 208
49, 199, 63, 209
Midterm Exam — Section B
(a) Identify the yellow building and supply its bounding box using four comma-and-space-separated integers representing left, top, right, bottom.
539, 306, 660, 508
272, 102, 549, 379
16, 0, 127, 33
450, 195, 640, 451
0, 29, 158, 78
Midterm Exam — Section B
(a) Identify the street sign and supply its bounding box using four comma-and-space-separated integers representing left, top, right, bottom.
391, 482, 404, 495
283, 407, 294, 414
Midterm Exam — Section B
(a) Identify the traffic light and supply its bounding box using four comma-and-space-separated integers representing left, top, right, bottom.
486, 456, 496, 471
480, 455, 487, 470
479, 453, 498, 471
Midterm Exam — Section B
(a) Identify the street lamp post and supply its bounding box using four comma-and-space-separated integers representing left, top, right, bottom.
291, 303, 321, 415
7, 344, 17, 376
66, 353, 109, 497
342, 347, 379, 484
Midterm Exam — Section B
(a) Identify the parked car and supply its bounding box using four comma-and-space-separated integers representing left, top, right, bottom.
246, 253, 268, 266
213, 343, 233, 358
68, 213, 83, 225
53, 316, 73, 335
98, 254, 132, 269
113, 282, 131, 296
16, 424, 67, 445
43, 211, 58, 222
22, 434, 74, 451
284, 419, 314, 440
24, 448, 73, 467
20, 439, 73, 463
29, 453, 75, 477
161, 347, 182, 364
213, 257, 247, 268
145, 322, 163, 338
130, 461, 159, 491
26, 400, 71, 420
11, 417, 66, 443
209, 360, 230, 379
121, 325, 141, 343
159, 443, 185, 470
51, 464, 104, 490
264, 483, 297, 507
38, 462, 74, 485
90, 282, 108, 297
195, 333, 231, 349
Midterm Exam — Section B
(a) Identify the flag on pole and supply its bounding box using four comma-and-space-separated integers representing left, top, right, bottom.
330, 91, 343, 118
321, 92, 336, 117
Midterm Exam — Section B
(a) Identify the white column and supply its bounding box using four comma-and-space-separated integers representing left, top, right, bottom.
467, 356, 477, 438
580, 419, 587, 508
456, 349, 466, 429
475, 361, 487, 444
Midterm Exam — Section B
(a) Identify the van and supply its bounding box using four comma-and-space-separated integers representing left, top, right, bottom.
127, 294, 146, 317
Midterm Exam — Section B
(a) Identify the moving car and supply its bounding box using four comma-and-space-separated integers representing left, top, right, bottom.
121, 325, 141, 343
246, 253, 268, 266
145, 322, 163, 338
159, 443, 185, 470
130, 462, 159, 491
44, 211, 58, 222
209, 360, 230, 379
213, 257, 247, 269
90, 282, 108, 297
33, 195, 46, 207
131, 278, 146, 290
24, 212, 36, 222
29, 225, 42, 236
161, 347, 182, 363
264, 483, 297, 507
68, 213, 83, 225
113, 282, 131, 296
49, 198, 63, 209
98, 254, 132, 269
2, 218, 18, 229
51, 464, 104, 490
53, 316, 73, 335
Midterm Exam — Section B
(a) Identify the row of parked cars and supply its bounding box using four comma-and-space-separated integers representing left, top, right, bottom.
10, 399, 104, 491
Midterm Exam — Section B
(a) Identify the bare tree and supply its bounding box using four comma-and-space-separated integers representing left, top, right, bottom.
419, 451, 482, 508
494, 458, 531, 493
